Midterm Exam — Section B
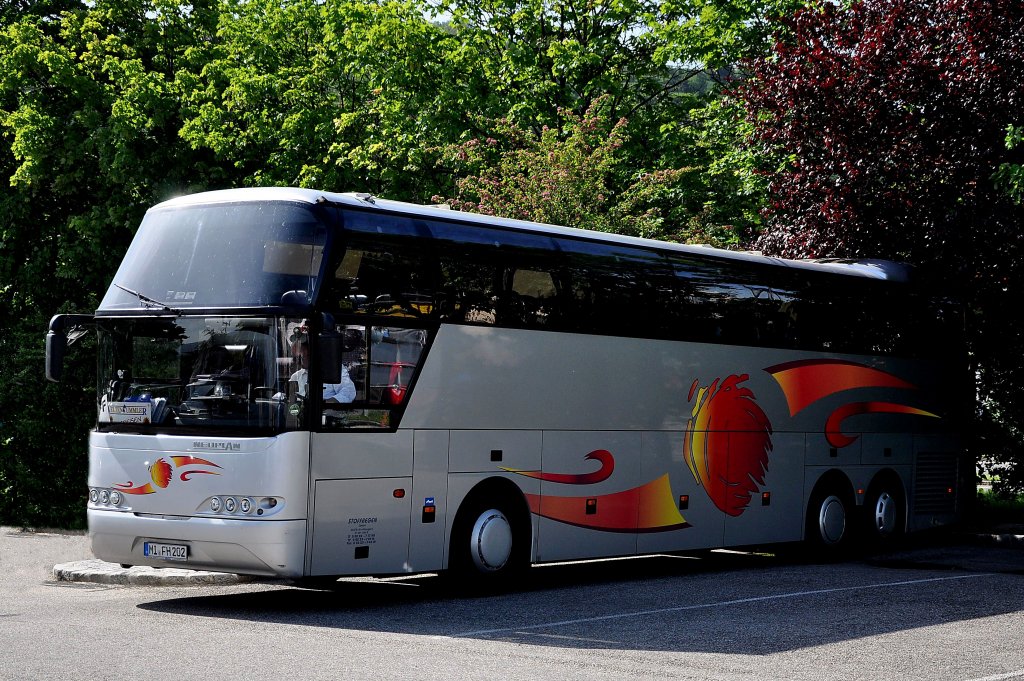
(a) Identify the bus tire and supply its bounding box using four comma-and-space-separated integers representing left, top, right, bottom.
449, 489, 529, 589
805, 481, 856, 557
863, 474, 906, 549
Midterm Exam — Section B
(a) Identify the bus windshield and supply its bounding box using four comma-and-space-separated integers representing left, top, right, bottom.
98, 201, 328, 310
97, 316, 302, 432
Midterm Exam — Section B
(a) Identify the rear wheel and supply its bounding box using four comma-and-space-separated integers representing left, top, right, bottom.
806, 484, 856, 556
864, 477, 906, 548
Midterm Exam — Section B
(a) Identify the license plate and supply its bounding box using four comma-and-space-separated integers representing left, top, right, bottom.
144, 541, 188, 561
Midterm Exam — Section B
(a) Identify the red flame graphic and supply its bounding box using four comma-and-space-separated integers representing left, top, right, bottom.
114, 454, 221, 495
766, 359, 940, 448
150, 458, 173, 488
523, 474, 688, 532
113, 481, 154, 495
683, 374, 773, 516
825, 401, 938, 448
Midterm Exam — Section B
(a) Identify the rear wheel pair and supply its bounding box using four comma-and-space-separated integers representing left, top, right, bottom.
806, 478, 905, 553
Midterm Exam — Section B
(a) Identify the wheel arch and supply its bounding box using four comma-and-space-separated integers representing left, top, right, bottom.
446, 476, 534, 570
806, 469, 856, 513
804, 469, 856, 542
865, 467, 909, 538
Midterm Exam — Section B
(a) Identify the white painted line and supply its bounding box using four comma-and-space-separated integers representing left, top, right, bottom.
449, 573, 994, 638
515, 632, 624, 645
965, 671, 1024, 681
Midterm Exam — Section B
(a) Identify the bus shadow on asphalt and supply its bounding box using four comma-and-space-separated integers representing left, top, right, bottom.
137, 540, 1024, 654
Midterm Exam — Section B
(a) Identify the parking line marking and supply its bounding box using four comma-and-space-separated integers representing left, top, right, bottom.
966, 671, 1024, 681
449, 573, 994, 638
514, 632, 625, 645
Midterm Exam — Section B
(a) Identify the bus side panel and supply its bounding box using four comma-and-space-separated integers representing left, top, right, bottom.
534, 431, 640, 562
308, 431, 414, 576
723, 432, 805, 546
908, 434, 962, 532
407, 429, 450, 573
309, 477, 412, 575
309, 431, 413, 480
806, 430, 862, 467
449, 430, 542, 474
638, 431, 725, 554
861, 432, 913, 466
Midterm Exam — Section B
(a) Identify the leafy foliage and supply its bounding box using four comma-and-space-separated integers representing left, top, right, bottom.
995, 124, 1024, 205
0, 0, 796, 527
738, 0, 1024, 491
0, 0, 222, 527
436, 99, 739, 246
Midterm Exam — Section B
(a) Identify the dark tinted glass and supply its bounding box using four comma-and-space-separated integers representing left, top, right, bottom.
99, 202, 327, 310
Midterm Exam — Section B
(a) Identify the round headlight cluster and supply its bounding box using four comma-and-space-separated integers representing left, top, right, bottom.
89, 487, 126, 508
206, 496, 279, 517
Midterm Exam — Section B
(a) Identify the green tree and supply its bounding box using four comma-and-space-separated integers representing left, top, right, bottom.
179, 0, 480, 200
436, 99, 738, 246
738, 0, 1024, 491
0, 0, 222, 527
0, 0, 810, 527
995, 124, 1024, 205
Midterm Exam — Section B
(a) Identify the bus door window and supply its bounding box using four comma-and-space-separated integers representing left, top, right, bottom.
320, 324, 427, 430
369, 327, 426, 406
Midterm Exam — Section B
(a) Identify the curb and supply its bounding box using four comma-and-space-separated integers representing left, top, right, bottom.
53, 559, 255, 586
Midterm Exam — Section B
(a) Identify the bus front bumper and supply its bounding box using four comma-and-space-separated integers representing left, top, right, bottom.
88, 509, 306, 578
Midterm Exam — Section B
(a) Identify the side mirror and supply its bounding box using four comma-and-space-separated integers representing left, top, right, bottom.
45, 314, 93, 383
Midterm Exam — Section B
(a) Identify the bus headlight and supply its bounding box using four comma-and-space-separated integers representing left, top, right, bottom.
210, 497, 222, 513
109, 491, 122, 506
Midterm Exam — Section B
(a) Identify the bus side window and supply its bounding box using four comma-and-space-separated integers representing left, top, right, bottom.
437, 247, 499, 325
501, 268, 558, 328
331, 239, 438, 317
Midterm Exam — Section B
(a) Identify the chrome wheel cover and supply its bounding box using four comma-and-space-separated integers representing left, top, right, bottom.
818, 495, 847, 545
873, 491, 898, 537
470, 508, 513, 572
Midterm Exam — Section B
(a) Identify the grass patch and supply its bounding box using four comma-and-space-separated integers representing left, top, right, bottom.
970, 489, 1024, 529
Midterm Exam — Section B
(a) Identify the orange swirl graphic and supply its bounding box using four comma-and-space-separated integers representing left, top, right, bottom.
825, 401, 939, 448
765, 359, 941, 449
501, 449, 614, 484
170, 456, 221, 468
112, 454, 222, 496
113, 481, 155, 495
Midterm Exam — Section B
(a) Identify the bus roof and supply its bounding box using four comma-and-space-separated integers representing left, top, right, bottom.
155, 187, 910, 282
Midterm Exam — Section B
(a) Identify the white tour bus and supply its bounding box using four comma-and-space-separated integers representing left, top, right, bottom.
46, 187, 968, 583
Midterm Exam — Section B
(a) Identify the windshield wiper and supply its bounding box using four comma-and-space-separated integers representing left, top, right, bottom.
113, 283, 183, 315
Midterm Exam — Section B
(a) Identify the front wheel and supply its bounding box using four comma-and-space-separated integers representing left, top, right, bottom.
449, 496, 529, 589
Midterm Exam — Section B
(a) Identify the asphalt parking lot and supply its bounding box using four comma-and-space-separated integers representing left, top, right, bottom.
4, 527, 1024, 680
